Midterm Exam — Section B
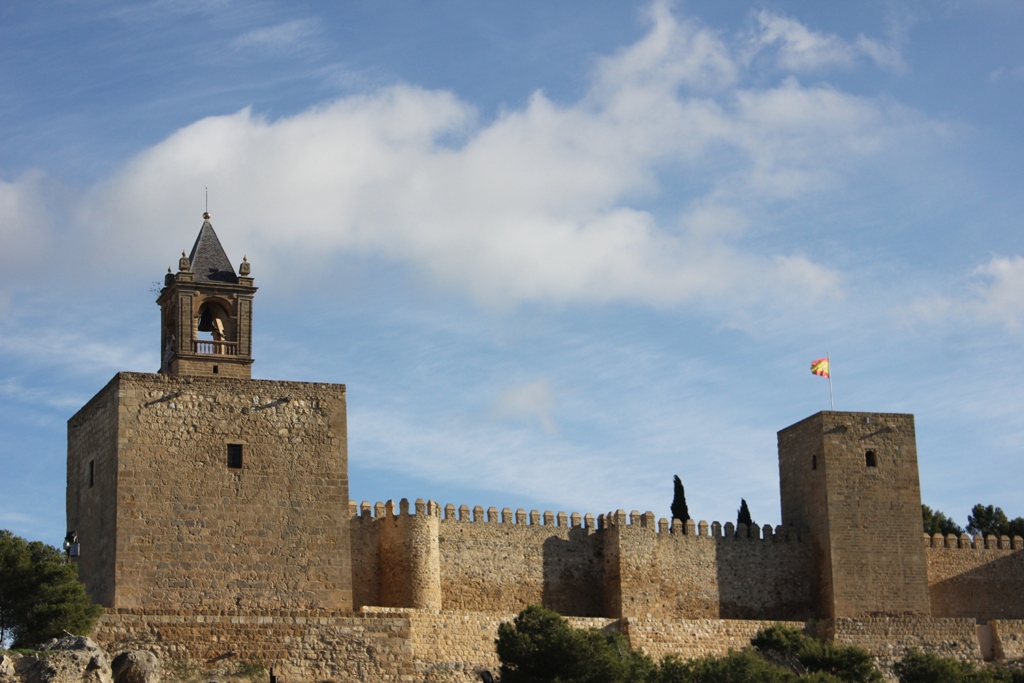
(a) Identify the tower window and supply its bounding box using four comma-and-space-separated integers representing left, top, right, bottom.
88, 460, 94, 487
213, 365, 219, 374
812, 455, 817, 470
866, 450, 877, 467
227, 444, 243, 469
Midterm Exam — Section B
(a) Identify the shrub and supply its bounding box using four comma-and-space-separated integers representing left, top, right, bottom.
752, 624, 881, 683
655, 650, 792, 683
496, 605, 654, 683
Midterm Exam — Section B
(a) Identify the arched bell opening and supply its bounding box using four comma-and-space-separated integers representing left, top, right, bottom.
195, 301, 236, 355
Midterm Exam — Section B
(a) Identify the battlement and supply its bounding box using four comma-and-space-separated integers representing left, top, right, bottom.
349, 500, 806, 544
924, 533, 1024, 550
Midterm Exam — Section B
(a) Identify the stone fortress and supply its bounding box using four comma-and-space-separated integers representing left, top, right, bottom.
66, 218, 1024, 682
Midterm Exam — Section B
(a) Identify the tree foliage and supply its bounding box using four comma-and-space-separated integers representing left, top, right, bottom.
893, 651, 1024, 683
922, 505, 964, 537
752, 624, 881, 683
966, 505, 1024, 538
0, 530, 101, 648
737, 499, 754, 530
496, 610, 886, 683
496, 605, 654, 683
670, 476, 689, 524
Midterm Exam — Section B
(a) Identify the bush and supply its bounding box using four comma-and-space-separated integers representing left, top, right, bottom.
496, 605, 654, 683
893, 651, 1024, 683
753, 624, 881, 683
496, 612, 886, 683
0, 530, 101, 648
655, 651, 792, 683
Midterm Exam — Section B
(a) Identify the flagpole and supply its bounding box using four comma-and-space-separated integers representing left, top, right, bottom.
827, 352, 834, 411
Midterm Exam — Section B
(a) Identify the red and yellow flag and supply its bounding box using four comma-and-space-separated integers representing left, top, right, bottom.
810, 357, 830, 378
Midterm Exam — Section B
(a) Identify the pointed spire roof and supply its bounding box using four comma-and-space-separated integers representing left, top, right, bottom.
188, 215, 238, 284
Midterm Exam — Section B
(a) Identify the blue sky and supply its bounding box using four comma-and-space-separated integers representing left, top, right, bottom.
2, 0, 1023, 546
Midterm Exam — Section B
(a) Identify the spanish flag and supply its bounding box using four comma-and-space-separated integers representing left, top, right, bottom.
810, 357, 830, 378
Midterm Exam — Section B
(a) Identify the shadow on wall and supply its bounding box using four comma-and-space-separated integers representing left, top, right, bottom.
715, 526, 815, 621
542, 531, 605, 617
930, 552, 1024, 621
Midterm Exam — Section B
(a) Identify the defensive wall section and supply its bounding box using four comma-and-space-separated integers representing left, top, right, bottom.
350, 500, 814, 621
88, 507, 1024, 683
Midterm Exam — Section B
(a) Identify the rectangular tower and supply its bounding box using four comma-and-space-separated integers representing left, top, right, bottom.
778, 411, 929, 618
67, 372, 352, 613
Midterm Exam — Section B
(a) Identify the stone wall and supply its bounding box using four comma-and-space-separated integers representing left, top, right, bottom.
602, 511, 813, 620
67, 376, 121, 607
925, 534, 1024, 620
991, 620, 1024, 663
93, 608, 620, 683
821, 617, 982, 670
68, 372, 351, 614
624, 618, 807, 661
438, 506, 604, 616
351, 502, 813, 621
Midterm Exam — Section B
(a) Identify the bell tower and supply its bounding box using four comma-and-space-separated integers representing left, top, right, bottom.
157, 213, 256, 378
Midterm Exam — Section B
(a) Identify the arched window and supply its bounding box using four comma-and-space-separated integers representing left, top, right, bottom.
865, 450, 877, 467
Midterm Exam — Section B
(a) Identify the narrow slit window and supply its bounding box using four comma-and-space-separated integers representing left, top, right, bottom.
812, 455, 817, 471
227, 444, 243, 469
88, 460, 94, 487
865, 450, 877, 467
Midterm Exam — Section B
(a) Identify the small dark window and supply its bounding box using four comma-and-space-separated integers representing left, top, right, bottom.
88, 460, 94, 487
866, 450, 877, 467
812, 455, 817, 470
227, 444, 243, 469
212, 365, 219, 374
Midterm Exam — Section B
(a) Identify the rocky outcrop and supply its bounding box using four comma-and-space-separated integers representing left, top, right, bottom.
2, 638, 159, 683
13, 637, 111, 683
111, 651, 160, 683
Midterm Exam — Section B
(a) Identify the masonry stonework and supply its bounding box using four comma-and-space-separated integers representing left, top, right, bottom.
67, 373, 351, 613
778, 412, 930, 618
65, 218, 1024, 681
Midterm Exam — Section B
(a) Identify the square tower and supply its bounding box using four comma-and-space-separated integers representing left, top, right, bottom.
67, 374, 352, 613
67, 215, 352, 614
778, 411, 929, 618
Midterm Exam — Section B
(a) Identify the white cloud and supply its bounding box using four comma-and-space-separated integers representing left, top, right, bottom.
230, 19, 320, 52
494, 379, 557, 434
51, 4, 939, 316
748, 10, 906, 74
0, 172, 55, 279
968, 256, 1024, 329
907, 255, 1024, 331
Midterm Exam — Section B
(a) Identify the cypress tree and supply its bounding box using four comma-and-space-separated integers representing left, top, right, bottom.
670, 475, 690, 523
737, 499, 754, 529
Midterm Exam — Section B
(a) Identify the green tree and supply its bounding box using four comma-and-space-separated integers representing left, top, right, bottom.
496, 605, 654, 683
922, 505, 964, 537
737, 499, 755, 530
966, 505, 1024, 538
752, 624, 882, 683
655, 650, 792, 683
671, 476, 690, 524
0, 530, 101, 648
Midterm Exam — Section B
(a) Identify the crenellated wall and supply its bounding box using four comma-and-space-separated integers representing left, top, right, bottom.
924, 533, 1024, 621
603, 510, 813, 620
350, 499, 814, 621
